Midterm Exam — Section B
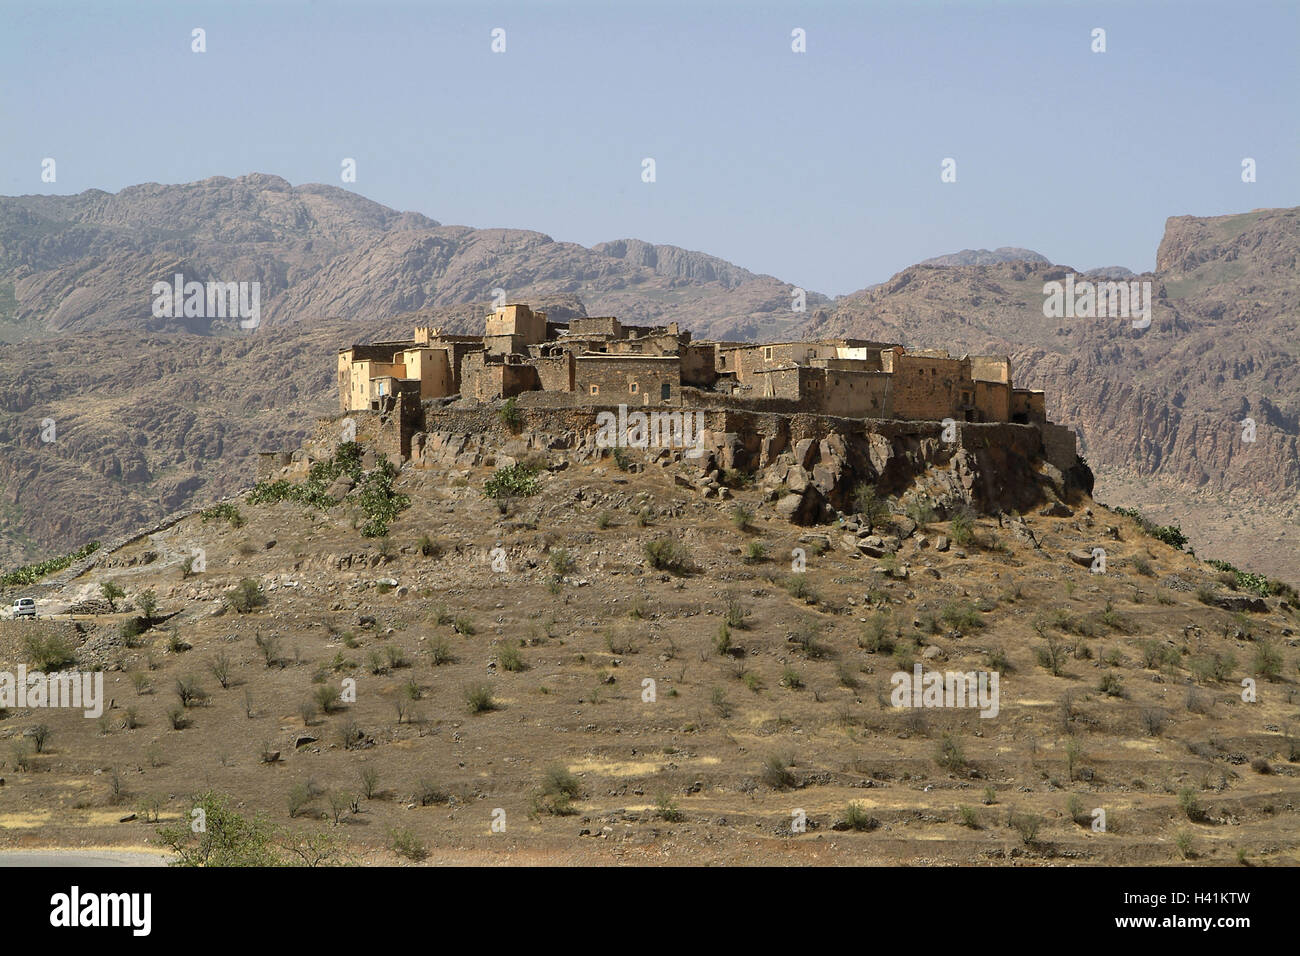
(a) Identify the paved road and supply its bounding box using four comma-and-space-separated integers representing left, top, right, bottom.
0, 850, 170, 867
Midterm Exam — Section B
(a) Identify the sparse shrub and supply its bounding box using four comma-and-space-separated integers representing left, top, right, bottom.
1098, 673, 1125, 698
453, 616, 475, 636
388, 828, 429, 862
100, 581, 125, 612
762, 754, 796, 790
730, 504, 753, 531
1251, 641, 1283, 680
784, 573, 818, 604
498, 396, 521, 428
604, 629, 636, 655
227, 578, 267, 614
200, 502, 245, 527
852, 483, 890, 532
288, 782, 318, 819
941, 601, 984, 632
841, 802, 878, 831
175, 675, 208, 708
985, 647, 1011, 672
542, 765, 581, 799
119, 616, 147, 647
643, 537, 692, 574
337, 719, 364, 749
724, 599, 748, 629
1140, 707, 1168, 737
1036, 636, 1067, 676
743, 540, 768, 564
935, 733, 965, 770
1174, 829, 1194, 860
596, 511, 613, 530
312, 684, 339, 714
1177, 787, 1203, 821
29, 724, 50, 754
358, 767, 380, 799
22, 627, 76, 670
859, 613, 894, 653
549, 548, 576, 577
1064, 736, 1084, 781
416, 778, 447, 806
710, 687, 731, 718
780, 666, 804, 690
655, 794, 684, 822
209, 653, 233, 689
1011, 812, 1042, 845
465, 685, 496, 714
483, 462, 540, 500
1190, 650, 1235, 684
835, 663, 860, 689
959, 805, 980, 829
949, 507, 976, 547
498, 645, 526, 672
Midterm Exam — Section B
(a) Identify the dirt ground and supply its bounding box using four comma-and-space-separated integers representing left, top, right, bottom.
1, 454, 1297, 866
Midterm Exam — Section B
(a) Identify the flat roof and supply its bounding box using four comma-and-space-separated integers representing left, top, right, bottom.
575, 353, 679, 361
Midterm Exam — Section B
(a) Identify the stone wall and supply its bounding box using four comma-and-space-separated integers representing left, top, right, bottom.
574, 356, 679, 403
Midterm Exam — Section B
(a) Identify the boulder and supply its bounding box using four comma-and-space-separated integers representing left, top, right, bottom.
1214, 594, 1269, 614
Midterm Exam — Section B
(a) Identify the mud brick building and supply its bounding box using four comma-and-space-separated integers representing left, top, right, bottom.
338, 302, 1056, 433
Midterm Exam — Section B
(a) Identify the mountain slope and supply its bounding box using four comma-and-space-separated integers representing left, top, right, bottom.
798, 207, 1300, 579
0, 173, 820, 341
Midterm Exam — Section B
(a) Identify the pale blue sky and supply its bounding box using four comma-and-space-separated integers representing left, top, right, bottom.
2, 0, 1296, 295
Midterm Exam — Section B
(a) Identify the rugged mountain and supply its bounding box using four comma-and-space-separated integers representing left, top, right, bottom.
799, 207, 1300, 580
919, 247, 1049, 268
0, 173, 819, 341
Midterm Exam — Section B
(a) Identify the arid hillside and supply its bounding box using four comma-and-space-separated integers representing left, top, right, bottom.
0, 434, 1296, 865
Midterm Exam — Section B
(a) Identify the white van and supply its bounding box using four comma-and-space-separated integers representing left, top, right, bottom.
11, 597, 36, 619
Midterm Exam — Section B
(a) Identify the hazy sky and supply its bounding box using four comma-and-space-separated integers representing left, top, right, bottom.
3, 0, 1296, 296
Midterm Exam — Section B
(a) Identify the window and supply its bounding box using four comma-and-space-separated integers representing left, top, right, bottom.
661, 383, 671, 400
629, 382, 639, 394
763, 347, 773, 360
590, 385, 599, 395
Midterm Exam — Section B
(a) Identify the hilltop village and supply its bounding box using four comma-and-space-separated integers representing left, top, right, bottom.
339, 303, 1051, 425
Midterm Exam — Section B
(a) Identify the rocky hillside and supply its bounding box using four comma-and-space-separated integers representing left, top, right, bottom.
0, 173, 818, 340
798, 207, 1300, 580
1, 429, 1296, 866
